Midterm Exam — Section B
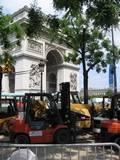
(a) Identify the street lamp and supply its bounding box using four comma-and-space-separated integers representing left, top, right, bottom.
39, 60, 45, 93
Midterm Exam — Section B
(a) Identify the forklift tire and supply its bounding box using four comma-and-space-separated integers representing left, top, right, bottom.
14, 134, 30, 144
114, 136, 120, 146
54, 128, 70, 144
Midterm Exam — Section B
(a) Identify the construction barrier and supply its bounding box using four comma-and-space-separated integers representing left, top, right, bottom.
0, 143, 120, 160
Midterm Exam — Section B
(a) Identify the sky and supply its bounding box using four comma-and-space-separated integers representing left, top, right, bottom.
1, 0, 120, 90
0, 0, 55, 15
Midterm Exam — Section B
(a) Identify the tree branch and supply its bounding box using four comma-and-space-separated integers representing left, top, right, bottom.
87, 60, 100, 73
60, 35, 82, 54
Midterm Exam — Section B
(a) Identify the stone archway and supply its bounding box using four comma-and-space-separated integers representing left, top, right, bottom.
48, 73, 57, 93
46, 50, 63, 92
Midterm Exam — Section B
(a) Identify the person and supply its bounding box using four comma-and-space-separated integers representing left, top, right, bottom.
7, 149, 38, 160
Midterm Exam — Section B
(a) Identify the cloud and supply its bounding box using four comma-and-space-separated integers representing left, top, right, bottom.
0, 0, 55, 15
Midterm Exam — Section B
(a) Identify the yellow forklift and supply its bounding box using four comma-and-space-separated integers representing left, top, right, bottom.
53, 83, 91, 130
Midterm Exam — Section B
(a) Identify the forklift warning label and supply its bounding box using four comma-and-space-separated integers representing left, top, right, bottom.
29, 131, 43, 137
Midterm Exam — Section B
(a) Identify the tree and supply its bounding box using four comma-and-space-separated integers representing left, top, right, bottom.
105, 89, 113, 97
53, 0, 120, 29
48, 14, 120, 103
52, 1, 120, 95
27, 3, 120, 104
0, 7, 24, 97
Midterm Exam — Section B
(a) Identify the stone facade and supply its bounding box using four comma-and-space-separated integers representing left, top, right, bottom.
2, 6, 80, 93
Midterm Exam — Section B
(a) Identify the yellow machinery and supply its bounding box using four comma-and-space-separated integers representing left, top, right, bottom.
0, 97, 18, 134
70, 92, 91, 129
70, 103, 91, 128
54, 91, 92, 129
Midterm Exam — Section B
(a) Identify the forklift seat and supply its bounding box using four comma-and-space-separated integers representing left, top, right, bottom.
7, 105, 14, 115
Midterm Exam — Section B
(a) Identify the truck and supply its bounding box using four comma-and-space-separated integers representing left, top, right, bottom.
93, 94, 120, 145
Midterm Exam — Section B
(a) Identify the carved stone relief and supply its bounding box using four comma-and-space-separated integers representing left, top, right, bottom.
27, 39, 43, 55
45, 43, 65, 56
70, 73, 77, 91
29, 64, 41, 88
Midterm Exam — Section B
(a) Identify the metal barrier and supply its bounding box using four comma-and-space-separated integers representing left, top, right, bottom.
0, 143, 120, 160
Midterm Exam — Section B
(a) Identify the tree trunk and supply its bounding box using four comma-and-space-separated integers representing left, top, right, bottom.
111, 27, 117, 94
0, 75, 2, 94
0, 71, 3, 103
81, 28, 89, 104
83, 71, 88, 104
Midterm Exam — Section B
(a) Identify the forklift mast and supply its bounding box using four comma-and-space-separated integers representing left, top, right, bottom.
102, 94, 120, 120
59, 82, 76, 127
111, 94, 120, 120
59, 82, 70, 123
60, 82, 70, 116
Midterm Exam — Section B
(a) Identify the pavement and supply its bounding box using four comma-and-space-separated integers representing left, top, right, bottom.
0, 132, 95, 143
77, 132, 95, 143
0, 134, 119, 160
0, 135, 9, 142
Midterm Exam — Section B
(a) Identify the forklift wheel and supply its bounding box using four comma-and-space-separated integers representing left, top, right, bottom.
54, 129, 70, 144
14, 134, 30, 144
114, 136, 120, 146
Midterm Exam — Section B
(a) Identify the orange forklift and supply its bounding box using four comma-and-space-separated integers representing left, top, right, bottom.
8, 82, 77, 144
0, 98, 18, 134
94, 94, 120, 145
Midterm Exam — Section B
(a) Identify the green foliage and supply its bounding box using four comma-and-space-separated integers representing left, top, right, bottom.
105, 89, 114, 97
0, 8, 24, 49
48, 15, 59, 30
27, 2, 120, 103
13, 22, 24, 39
0, 6, 24, 97
0, 14, 12, 48
49, 13, 112, 74
106, 45, 120, 65
53, 0, 120, 29
1, 51, 15, 65
27, 5, 45, 38
101, 39, 111, 50
86, 0, 120, 29
47, 13, 118, 81
64, 52, 79, 64
0, 7, 24, 68
53, 0, 84, 13
48, 5, 120, 103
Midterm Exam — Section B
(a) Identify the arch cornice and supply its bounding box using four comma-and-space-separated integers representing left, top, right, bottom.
45, 43, 65, 60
